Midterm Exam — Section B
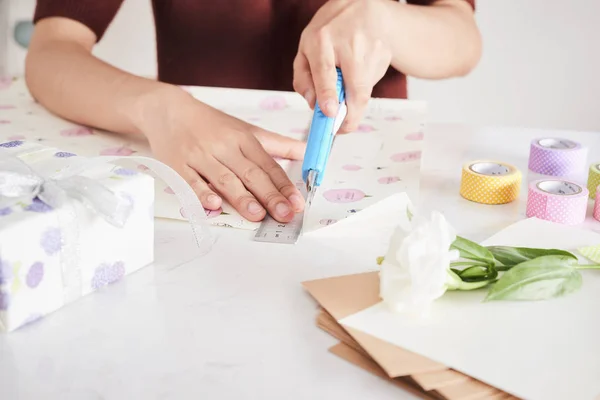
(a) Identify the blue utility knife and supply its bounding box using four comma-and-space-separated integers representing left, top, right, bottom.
302, 67, 347, 208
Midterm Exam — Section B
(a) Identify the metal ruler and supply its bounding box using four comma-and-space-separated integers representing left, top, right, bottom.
253, 210, 304, 244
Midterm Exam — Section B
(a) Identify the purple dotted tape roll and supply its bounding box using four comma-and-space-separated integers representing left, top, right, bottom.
528, 138, 588, 177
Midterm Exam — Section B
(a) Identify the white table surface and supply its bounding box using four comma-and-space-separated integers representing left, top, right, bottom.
2, 123, 600, 400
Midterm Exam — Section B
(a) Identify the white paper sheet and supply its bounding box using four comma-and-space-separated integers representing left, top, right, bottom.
305, 192, 412, 241
339, 217, 600, 400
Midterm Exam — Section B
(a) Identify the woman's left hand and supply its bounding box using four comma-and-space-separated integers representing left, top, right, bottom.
293, 0, 392, 133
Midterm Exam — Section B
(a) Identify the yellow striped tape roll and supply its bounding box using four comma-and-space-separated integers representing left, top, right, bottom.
460, 161, 522, 205
586, 163, 600, 199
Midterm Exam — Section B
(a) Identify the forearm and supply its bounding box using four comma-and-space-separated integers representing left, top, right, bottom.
382, 0, 482, 79
25, 37, 184, 137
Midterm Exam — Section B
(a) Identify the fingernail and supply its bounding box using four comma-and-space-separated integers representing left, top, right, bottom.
289, 194, 304, 212
248, 201, 263, 215
322, 100, 337, 116
207, 194, 220, 206
275, 202, 291, 217
303, 90, 314, 106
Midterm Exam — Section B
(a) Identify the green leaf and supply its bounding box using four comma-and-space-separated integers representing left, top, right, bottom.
484, 255, 582, 302
451, 236, 495, 266
376, 256, 385, 266
486, 246, 576, 267
450, 261, 488, 268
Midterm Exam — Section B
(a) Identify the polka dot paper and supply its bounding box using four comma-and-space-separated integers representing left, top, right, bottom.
0, 77, 426, 232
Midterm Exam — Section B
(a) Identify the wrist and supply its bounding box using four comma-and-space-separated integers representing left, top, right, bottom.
376, 0, 403, 45
131, 82, 194, 139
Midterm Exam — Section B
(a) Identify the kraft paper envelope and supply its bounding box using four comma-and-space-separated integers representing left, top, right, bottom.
316, 309, 510, 400
302, 271, 445, 376
328, 343, 441, 400
302, 273, 518, 400
331, 343, 516, 400
316, 311, 469, 391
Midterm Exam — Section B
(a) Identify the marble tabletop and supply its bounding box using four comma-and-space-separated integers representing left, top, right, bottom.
2, 122, 600, 400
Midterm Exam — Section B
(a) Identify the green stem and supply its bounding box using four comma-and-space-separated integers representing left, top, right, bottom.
575, 264, 600, 270
496, 266, 512, 271
451, 261, 488, 268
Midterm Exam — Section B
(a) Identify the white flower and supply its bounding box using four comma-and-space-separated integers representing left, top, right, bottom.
379, 211, 460, 317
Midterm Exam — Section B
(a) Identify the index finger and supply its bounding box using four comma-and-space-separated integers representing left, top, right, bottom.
336, 55, 372, 133
242, 136, 305, 213
304, 31, 339, 118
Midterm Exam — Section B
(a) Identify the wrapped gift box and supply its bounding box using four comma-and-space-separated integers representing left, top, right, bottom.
0, 141, 155, 332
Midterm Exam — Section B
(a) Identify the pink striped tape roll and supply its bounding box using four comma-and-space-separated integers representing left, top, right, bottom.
528, 138, 588, 176
526, 179, 588, 225
594, 186, 600, 222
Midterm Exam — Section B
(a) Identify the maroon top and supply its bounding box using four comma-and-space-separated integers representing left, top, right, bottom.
34, 0, 475, 99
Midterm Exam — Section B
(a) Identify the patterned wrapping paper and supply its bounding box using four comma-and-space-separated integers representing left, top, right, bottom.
0, 142, 155, 332
0, 77, 426, 232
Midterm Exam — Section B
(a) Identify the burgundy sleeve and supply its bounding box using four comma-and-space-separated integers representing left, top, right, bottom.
407, 0, 475, 11
33, 0, 125, 42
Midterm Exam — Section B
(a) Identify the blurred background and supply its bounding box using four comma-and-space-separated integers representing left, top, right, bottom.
2, 0, 599, 131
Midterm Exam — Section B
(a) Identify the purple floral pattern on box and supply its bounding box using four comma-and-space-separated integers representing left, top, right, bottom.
0, 259, 12, 285
41, 228, 62, 255
0, 207, 12, 216
0, 140, 23, 148
0, 291, 10, 310
54, 151, 76, 158
91, 261, 125, 290
25, 198, 53, 213
26, 262, 44, 288
114, 168, 137, 177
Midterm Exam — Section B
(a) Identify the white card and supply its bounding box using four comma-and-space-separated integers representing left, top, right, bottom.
339, 218, 600, 400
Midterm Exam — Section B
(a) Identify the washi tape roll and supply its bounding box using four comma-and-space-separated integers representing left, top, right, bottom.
528, 138, 588, 176
459, 161, 522, 204
526, 179, 588, 225
594, 187, 600, 221
587, 163, 600, 199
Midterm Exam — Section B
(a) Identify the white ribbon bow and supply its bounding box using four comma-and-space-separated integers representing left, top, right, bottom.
0, 156, 133, 227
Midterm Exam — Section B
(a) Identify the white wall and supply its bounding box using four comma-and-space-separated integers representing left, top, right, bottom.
4, 0, 600, 131
408, 0, 600, 132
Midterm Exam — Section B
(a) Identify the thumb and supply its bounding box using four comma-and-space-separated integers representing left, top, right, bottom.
254, 130, 306, 160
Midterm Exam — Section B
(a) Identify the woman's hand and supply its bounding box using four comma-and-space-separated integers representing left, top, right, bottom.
293, 0, 392, 133
140, 88, 306, 223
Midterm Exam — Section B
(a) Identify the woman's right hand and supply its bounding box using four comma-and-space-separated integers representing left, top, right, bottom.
139, 87, 306, 223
